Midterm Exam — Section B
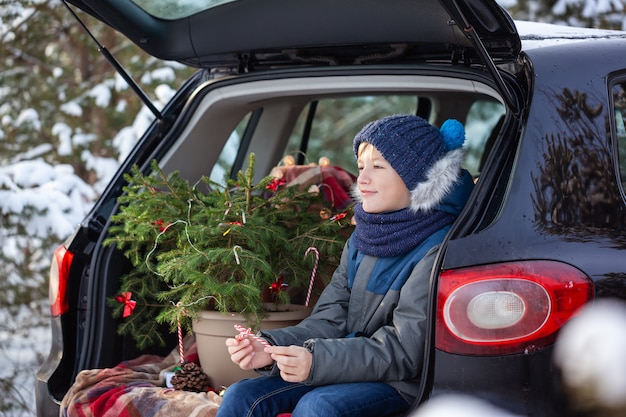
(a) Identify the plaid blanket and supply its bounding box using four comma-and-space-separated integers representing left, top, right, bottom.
61, 336, 222, 417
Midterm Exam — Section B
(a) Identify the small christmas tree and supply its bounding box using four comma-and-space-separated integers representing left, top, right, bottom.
105, 153, 353, 348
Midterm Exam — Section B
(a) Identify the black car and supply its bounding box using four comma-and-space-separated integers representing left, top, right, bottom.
36, 1, 626, 416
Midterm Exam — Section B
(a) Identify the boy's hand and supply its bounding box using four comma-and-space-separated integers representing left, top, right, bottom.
264, 345, 312, 382
225, 336, 273, 370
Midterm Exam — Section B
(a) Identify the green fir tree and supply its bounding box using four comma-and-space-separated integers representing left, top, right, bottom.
105, 153, 353, 348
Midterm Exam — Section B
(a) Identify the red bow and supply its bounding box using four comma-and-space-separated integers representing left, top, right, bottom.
115, 292, 137, 318
265, 178, 286, 191
269, 276, 288, 293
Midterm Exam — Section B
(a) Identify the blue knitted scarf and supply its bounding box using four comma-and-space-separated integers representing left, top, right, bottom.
351, 203, 456, 257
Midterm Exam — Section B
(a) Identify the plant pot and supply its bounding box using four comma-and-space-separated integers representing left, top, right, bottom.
192, 304, 312, 388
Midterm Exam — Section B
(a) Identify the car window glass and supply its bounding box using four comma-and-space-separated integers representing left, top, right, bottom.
464, 100, 506, 176
285, 96, 504, 178
286, 96, 421, 175
130, 0, 237, 19
612, 82, 626, 194
209, 112, 250, 185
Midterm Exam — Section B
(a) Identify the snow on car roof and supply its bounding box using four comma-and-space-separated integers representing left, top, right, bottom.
516, 20, 626, 49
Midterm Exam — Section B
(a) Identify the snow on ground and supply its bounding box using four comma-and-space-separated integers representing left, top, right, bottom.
0, 303, 51, 417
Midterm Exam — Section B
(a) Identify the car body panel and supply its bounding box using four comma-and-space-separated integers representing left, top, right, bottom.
429, 348, 567, 415
430, 33, 626, 416
445, 38, 626, 275
65, 0, 520, 67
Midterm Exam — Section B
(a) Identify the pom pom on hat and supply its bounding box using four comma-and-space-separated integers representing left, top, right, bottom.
353, 114, 466, 212
440, 119, 465, 151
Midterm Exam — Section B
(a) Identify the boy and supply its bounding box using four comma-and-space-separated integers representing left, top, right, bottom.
217, 114, 474, 417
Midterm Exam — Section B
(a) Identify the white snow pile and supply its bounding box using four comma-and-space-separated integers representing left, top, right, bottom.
554, 298, 626, 415
411, 394, 522, 417
0, 159, 96, 241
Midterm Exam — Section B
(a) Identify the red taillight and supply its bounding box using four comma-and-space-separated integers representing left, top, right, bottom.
436, 261, 593, 355
49, 244, 74, 317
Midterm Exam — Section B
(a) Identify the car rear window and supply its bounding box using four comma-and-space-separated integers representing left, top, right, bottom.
204, 93, 504, 188
285, 95, 504, 178
286, 96, 421, 174
131, 0, 237, 19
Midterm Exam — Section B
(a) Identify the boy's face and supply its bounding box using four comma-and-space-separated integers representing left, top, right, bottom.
356, 143, 411, 213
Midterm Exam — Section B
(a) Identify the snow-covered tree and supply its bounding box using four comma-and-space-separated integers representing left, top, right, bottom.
501, 0, 626, 29
0, 0, 193, 308
1, 2, 193, 413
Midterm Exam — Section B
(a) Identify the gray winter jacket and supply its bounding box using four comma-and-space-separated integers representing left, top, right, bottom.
260, 226, 448, 404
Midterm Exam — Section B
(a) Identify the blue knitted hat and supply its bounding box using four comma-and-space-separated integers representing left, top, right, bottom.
353, 114, 466, 212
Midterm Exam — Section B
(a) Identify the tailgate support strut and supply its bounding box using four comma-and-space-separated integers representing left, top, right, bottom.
462, 23, 519, 115
444, 0, 520, 115
62, 1, 163, 121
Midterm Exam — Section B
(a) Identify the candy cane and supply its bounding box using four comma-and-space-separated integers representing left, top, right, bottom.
176, 303, 185, 363
304, 247, 319, 307
233, 245, 242, 265
177, 316, 185, 364
234, 324, 270, 347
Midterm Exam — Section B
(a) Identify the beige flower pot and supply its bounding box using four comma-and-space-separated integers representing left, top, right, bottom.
192, 304, 312, 389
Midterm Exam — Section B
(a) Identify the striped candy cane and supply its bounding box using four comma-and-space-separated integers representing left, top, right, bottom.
177, 316, 185, 363
234, 324, 271, 347
304, 247, 319, 307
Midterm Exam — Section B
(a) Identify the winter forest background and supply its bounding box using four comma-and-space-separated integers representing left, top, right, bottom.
1, 0, 625, 415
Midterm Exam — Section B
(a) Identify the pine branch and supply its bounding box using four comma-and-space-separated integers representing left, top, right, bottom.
105, 154, 354, 347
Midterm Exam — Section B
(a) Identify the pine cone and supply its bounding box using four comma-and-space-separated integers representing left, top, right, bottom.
170, 362, 213, 392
